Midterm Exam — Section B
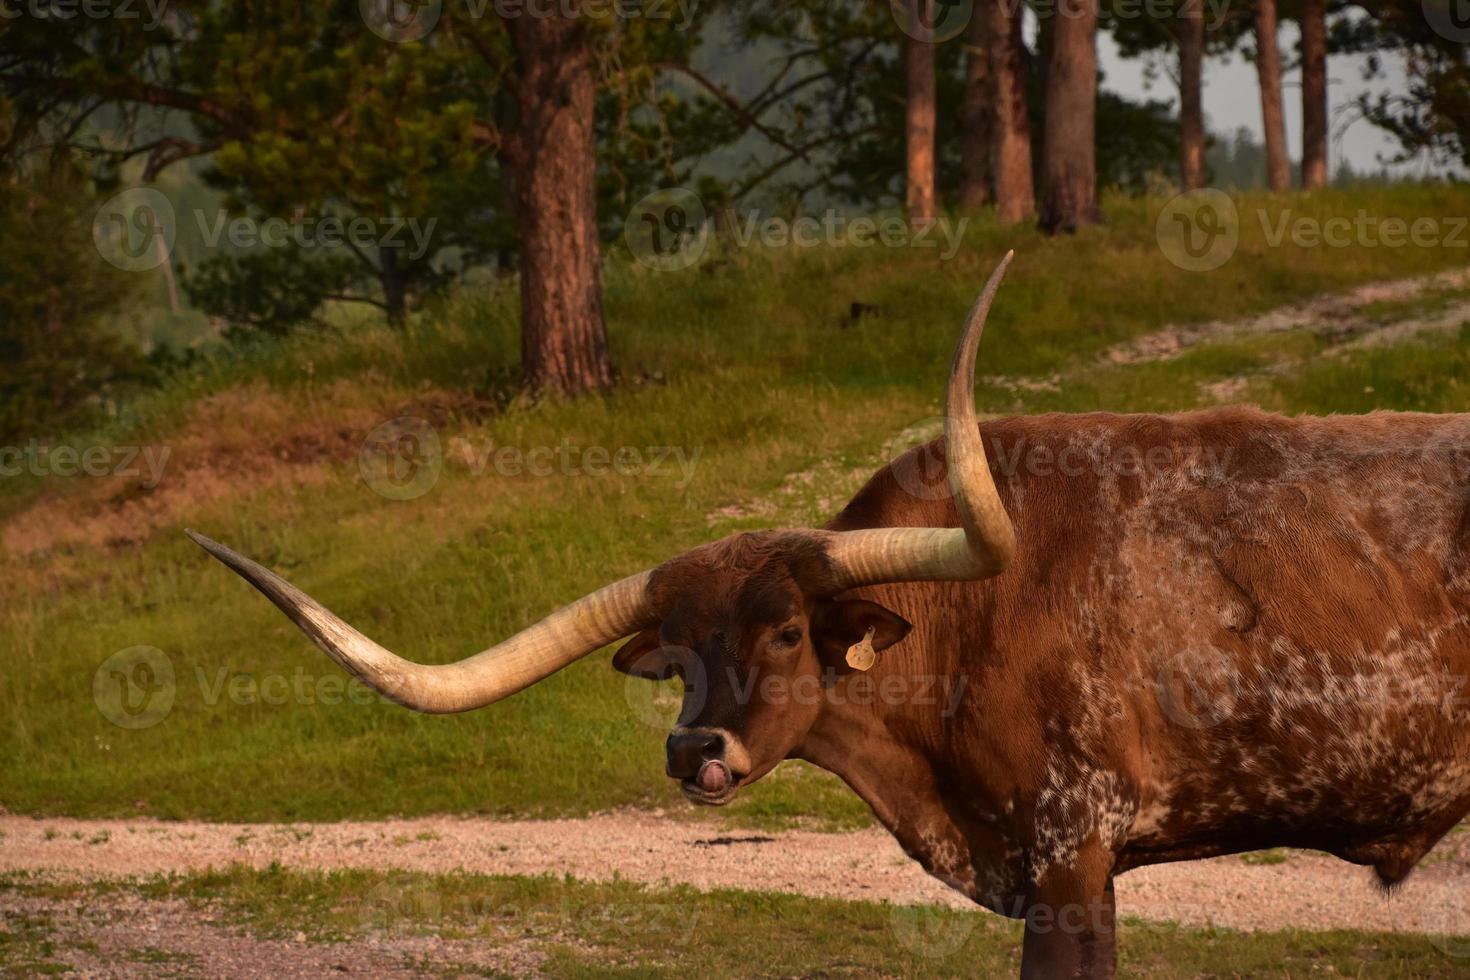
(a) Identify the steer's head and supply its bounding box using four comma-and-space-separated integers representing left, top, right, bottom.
612, 530, 913, 805
187, 254, 1018, 807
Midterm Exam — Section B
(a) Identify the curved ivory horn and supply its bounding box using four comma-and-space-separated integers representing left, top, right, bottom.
186, 530, 656, 714
823, 251, 1017, 589
190, 252, 1015, 712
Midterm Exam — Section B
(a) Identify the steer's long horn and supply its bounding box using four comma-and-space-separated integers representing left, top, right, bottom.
186, 530, 657, 714
190, 253, 1015, 712
823, 251, 1017, 588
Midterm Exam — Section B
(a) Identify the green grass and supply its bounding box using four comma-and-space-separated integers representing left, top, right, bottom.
3, 185, 1470, 824
1253, 324, 1470, 415
1, 865, 1465, 978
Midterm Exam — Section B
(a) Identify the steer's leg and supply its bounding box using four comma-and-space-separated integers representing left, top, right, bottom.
1019, 849, 1116, 980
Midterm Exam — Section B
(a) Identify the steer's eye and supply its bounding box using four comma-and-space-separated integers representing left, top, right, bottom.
775, 626, 803, 648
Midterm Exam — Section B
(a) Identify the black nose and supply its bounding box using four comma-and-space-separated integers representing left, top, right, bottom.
666, 730, 724, 780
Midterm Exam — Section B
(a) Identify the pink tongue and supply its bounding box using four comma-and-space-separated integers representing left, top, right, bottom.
698, 760, 731, 793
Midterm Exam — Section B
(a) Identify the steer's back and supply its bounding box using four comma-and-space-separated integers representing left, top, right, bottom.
835, 406, 1470, 881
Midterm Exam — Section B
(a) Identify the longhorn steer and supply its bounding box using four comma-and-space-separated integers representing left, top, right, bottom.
191, 254, 1470, 978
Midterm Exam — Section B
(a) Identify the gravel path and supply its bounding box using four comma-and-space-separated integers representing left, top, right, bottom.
4, 813, 1470, 938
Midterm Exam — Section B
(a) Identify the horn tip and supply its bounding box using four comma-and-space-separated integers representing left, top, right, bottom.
185, 529, 234, 565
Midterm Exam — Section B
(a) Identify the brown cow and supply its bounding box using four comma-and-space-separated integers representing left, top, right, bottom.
191, 253, 1470, 978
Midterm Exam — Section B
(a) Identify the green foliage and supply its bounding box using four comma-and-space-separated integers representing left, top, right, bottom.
0, 168, 145, 441
1334, 0, 1470, 168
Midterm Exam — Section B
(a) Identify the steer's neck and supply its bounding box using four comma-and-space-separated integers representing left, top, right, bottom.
797, 694, 985, 899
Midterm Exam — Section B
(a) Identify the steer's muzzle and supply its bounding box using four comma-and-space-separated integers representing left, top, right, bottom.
666, 729, 740, 805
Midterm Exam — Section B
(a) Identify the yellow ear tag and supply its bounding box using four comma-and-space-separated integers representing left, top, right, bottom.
845, 626, 878, 672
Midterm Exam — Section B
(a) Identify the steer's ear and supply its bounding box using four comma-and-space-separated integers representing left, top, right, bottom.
612, 629, 680, 681
811, 599, 911, 668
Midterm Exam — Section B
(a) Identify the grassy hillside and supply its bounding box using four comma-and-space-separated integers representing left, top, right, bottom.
3, 185, 1470, 824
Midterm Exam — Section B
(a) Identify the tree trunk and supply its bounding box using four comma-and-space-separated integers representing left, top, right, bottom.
1299, 0, 1328, 188
1254, 0, 1291, 191
504, 10, 612, 396
1177, 0, 1207, 190
1039, 0, 1102, 233
380, 245, 406, 328
958, 9, 992, 211
905, 0, 938, 225
988, 0, 1034, 223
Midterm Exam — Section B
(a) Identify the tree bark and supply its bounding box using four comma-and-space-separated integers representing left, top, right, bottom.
380, 244, 406, 328
905, 0, 938, 225
504, 10, 613, 396
1254, 0, 1291, 190
1299, 0, 1328, 188
1177, 0, 1207, 190
1039, 0, 1102, 233
958, 8, 992, 211
988, 0, 1035, 223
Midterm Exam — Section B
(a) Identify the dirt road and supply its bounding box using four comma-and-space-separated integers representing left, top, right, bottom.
5, 812, 1469, 938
